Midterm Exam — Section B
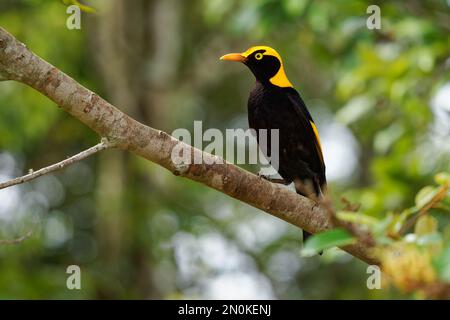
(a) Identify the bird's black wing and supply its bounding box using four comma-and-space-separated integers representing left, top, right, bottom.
284, 88, 326, 188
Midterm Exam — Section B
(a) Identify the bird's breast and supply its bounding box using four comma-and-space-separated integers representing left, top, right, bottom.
247, 83, 295, 131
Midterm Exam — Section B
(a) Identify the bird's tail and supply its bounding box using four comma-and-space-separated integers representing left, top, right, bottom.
295, 178, 325, 255
302, 229, 314, 243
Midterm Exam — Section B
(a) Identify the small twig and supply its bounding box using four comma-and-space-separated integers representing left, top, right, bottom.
341, 197, 361, 212
326, 194, 375, 247
0, 230, 33, 245
0, 139, 114, 190
398, 184, 449, 236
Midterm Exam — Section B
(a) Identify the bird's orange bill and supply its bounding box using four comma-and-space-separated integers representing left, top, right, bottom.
220, 53, 246, 62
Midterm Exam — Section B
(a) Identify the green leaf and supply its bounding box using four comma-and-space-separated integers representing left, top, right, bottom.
416, 232, 442, 246
415, 186, 438, 209
433, 245, 450, 282
336, 211, 379, 226
392, 208, 416, 233
301, 229, 357, 257
62, 0, 96, 13
414, 215, 438, 236
435, 172, 450, 186
373, 213, 394, 236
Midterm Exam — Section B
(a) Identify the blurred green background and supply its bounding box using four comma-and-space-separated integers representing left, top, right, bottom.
0, 0, 449, 299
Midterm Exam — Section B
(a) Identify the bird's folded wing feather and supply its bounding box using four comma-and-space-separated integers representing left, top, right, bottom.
285, 88, 326, 186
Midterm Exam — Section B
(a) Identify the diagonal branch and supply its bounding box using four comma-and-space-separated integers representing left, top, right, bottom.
0, 27, 378, 265
0, 139, 114, 190
0, 230, 33, 245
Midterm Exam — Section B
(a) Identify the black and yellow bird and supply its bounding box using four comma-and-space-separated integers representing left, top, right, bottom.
220, 46, 326, 243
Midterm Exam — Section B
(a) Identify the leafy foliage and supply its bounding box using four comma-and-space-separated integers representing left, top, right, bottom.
327, 172, 450, 297
302, 229, 356, 257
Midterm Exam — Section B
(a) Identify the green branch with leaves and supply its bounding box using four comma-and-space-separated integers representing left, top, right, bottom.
304, 173, 450, 298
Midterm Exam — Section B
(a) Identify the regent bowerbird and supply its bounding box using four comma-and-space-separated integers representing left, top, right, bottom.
220, 46, 327, 244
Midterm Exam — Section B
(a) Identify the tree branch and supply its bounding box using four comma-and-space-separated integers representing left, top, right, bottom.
0, 139, 114, 190
0, 230, 33, 245
0, 27, 378, 265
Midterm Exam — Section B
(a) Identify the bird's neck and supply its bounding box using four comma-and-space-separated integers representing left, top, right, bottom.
256, 77, 292, 92
269, 65, 293, 88
255, 68, 293, 89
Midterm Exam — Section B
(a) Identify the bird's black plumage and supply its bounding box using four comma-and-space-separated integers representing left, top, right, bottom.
248, 82, 326, 195
221, 46, 326, 244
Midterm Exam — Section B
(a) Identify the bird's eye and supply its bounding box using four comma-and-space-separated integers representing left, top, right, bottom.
255, 52, 263, 60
